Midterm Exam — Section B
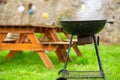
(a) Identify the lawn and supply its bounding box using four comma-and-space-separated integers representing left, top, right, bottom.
0, 44, 120, 80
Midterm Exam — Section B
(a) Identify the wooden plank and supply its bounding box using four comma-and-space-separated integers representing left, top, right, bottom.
0, 33, 7, 43
72, 44, 82, 56
16, 33, 27, 43
6, 51, 18, 60
0, 27, 34, 33
4, 38, 16, 43
35, 25, 56, 28
37, 51, 54, 69
41, 41, 71, 45
44, 29, 60, 42
0, 44, 44, 51
27, 33, 41, 44
63, 39, 77, 42
42, 44, 57, 51
41, 41, 71, 51
50, 29, 61, 41
55, 48, 65, 62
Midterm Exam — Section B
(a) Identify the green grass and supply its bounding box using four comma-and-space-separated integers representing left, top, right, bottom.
0, 44, 120, 80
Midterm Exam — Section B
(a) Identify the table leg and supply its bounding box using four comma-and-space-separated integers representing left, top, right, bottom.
55, 47, 65, 62
6, 51, 18, 60
27, 33, 54, 69
72, 43, 82, 56
6, 33, 27, 60
45, 29, 60, 42
0, 33, 7, 43
37, 51, 54, 69
55, 45, 72, 62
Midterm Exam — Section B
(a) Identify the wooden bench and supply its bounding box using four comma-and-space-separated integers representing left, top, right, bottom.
3, 38, 17, 43
3, 38, 72, 62
63, 39, 78, 42
41, 41, 73, 62
41, 41, 71, 45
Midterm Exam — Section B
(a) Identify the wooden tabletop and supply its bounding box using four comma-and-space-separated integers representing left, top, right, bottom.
0, 24, 57, 28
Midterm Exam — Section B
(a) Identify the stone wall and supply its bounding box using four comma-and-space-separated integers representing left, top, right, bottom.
0, 0, 81, 25
0, 0, 120, 44
99, 0, 120, 44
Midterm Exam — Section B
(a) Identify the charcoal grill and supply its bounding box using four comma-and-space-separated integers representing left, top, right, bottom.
56, 20, 107, 80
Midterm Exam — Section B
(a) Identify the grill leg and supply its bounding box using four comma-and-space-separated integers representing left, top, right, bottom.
93, 35, 106, 80
62, 35, 73, 78
57, 35, 73, 80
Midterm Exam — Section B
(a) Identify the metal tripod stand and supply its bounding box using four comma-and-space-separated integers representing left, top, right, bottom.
57, 35, 106, 80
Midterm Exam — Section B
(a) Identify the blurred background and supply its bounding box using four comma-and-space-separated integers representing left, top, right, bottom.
0, 0, 120, 44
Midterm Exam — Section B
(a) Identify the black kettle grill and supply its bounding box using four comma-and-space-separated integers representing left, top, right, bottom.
57, 20, 107, 80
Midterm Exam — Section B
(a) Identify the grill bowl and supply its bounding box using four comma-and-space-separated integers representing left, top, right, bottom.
60, 20, 106, 36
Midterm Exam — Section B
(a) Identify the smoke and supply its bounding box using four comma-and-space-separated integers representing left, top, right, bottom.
77, 0, 105, 20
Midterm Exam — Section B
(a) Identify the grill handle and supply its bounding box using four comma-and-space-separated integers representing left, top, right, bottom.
107, 21, 114, 24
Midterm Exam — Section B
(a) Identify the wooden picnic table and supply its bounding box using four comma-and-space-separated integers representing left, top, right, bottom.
0, 24, 82, 69
0, 25, 54, 69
